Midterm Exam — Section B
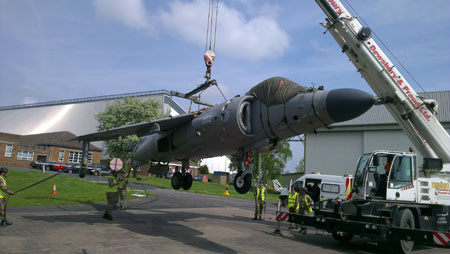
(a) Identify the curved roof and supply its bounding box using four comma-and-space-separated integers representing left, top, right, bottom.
0, 90, 185, 136
0, 90, 170, 111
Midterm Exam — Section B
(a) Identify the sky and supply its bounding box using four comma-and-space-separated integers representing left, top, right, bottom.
1, 0, 449, 172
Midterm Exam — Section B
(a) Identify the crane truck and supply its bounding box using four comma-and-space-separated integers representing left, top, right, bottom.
279, 1, 450, 253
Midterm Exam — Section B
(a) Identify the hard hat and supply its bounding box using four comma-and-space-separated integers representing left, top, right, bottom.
298, 187, 306, 192
259, 180, 264, 184
121, 170, 126, 174
0, 167, 8, 174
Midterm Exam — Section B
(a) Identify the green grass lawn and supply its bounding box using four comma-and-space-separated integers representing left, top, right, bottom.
4, 169, 279, 207
128, 175, 280, 201
5, 169, 148, 207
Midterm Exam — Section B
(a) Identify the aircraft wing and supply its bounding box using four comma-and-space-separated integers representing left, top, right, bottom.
74, 113, 195, 142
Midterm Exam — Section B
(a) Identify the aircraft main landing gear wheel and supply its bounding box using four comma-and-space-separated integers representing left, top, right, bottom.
171, 171, 182, 190
182, 173, 193, 190
234, 171, 251, 194
79, 168, 88, 178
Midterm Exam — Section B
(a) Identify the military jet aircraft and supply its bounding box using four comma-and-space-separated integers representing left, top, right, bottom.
75, 77, 374, 194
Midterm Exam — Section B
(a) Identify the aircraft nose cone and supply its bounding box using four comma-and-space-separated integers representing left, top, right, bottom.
326, 88, 375, 122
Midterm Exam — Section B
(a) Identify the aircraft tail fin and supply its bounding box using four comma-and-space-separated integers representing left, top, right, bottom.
272, 179, 283, 191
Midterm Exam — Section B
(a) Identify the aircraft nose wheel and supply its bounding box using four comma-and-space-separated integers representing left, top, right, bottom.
171, 171, 182, 190
234, 171, 251, 194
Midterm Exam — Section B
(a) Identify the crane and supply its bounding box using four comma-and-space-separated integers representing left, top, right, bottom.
315, 0, 450, 171
277, 2, 450, 253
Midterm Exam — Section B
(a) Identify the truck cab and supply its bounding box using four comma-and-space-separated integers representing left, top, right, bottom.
353, 150, 450, 205
354, 151, 417, 201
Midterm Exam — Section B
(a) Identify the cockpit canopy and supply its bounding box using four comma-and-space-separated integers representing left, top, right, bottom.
247, 77, 311, 106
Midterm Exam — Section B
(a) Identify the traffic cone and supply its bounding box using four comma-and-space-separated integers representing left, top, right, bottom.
52, 182, 56, 195
223, 184, 230, 196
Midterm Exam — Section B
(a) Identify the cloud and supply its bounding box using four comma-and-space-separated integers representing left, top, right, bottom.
159, 0, 289, 61
92, 0, 153, 31
21, 96, 39, 105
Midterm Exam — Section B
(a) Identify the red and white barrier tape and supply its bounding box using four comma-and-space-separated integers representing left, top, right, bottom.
433, 232, 450, 246
276, 211, 289, 222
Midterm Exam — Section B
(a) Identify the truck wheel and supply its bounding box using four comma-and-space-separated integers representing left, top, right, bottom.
332, 231, 353, 243
391, 209, 415, 254
171, 172, 182, 190
182, 174, 193, 190
234, 171, 251, 194
94, 171, 100, 176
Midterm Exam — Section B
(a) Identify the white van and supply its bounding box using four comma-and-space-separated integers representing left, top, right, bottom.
291, 173, 354, 201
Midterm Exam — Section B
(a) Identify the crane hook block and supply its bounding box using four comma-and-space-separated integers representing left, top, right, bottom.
204, 50, 216, 69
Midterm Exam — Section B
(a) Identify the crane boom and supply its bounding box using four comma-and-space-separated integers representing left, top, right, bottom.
315, 0, 450, 164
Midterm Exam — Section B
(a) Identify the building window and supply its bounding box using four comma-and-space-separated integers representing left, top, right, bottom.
68, 151, 92, 163
5, 144, 13, 158
17, 150, 34, 161
58, 150, 65, 162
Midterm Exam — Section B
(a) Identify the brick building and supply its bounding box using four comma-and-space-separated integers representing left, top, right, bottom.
0, 131, 101, 168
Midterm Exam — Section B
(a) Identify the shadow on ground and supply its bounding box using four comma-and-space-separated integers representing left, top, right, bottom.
20, 207, 440, 254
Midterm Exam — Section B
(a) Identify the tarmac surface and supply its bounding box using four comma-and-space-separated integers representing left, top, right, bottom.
1, 173, 449, 254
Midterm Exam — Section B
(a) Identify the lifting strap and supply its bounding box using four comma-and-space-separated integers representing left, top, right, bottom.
204, 0, 219, 80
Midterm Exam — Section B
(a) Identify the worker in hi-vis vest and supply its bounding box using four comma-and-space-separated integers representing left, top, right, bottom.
253, 181, 267, 220
286, 186, 299, 229
298, 187, 314, 234
0, 167, 14, 226
103, 170, 119, 221
118, 170, 128, 210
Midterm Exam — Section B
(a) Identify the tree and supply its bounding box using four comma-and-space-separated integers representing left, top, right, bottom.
252, 141, 293, 182
228, 159, 238, 172
227, 141, 293, 183
96, 97, 165, 161
295, 158, 305, 174
198, 164, 209, 175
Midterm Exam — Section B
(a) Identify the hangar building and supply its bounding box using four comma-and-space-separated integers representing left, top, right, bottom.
304, 90, 450, 176
0, 90, 184, 154
0, 90, 231, 172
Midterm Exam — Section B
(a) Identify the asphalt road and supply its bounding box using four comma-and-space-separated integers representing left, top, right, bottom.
1, 175, 449, 254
